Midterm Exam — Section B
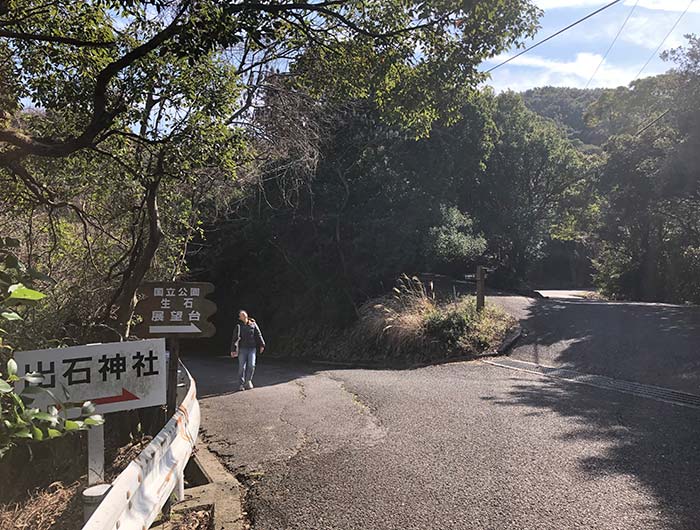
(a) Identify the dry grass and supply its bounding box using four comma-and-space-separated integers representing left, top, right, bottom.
344, 275, 516, 364
0, 435, 154, 530
351, 275, 436, 359
152, 507, 213, 530
0, 480, 85, 530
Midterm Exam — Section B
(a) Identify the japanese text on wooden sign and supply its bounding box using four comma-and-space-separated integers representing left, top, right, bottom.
133, 282, 216, 338
14, 339, 167, 415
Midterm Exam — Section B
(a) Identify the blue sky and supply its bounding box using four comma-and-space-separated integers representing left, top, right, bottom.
483, 0, 700, 92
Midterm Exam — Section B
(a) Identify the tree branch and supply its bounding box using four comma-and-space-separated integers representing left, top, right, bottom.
0, 29, 115, 47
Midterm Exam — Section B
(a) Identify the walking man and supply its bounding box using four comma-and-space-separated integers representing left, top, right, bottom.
231, 309, 265, 390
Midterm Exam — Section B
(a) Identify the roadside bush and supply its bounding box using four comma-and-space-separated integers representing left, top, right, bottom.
345, 276, 515, 363
425, 299, 515, 354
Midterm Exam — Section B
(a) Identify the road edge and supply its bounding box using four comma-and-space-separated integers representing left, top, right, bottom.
173, 445, 246, 530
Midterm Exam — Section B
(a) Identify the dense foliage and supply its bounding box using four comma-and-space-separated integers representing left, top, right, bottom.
197, 88, 588, 347
0, 237, 102, 459
522, 86, 606, 147
1, 1, 698, 355
588, 38, 700, 302
0, 0, 540, 344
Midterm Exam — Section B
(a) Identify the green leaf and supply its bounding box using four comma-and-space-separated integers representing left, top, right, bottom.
33, 412, 60, 425
7, 284, 45, 301
47, 428, 62, 439
0, 237, 20, 248
23, 372, 44, 385
12, 428, 32, 439
27, 268, 55, 285
64, 420, 81, 431
84, 415, 104, 426
21, 408, 40, 422
1, 310, 22, 321
31, 426, 44, 441
0, 378, 12, 393
7, 359, 17, 377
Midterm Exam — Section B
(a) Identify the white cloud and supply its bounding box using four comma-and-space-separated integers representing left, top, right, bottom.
483, 51, 665, 91
534, 0, 700, 12
620, 13, 690, 49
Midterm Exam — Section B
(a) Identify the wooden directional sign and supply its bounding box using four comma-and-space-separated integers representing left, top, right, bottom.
132, 282, 217, 338
15, 339, 167, 416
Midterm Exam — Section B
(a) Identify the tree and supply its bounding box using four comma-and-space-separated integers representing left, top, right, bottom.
1, 0, 540, 338
521, 86, 606, 147
426, 206, 486, 273
590, 35, 700, 302
471, 92, 587, 284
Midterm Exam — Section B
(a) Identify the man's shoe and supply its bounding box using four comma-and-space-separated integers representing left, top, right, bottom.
239, 384, 246, 391
245, 381, 254, 390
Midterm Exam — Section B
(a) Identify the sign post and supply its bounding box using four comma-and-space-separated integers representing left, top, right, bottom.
166, 338, 180, 418
15, 339, 168, 484
132, 282, 217, 339
132, 282, 216, 517
132, 281, 216, 420
476, 266, 486, 312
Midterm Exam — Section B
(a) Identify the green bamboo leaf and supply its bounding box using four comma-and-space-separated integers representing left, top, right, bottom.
33, 412, 60, 425
47, 428, 62, 439
23, 373, 44, 385
84, 415, 104, 426
64, 420, 81, 431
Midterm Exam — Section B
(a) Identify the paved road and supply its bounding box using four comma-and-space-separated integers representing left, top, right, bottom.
499, 291, 700, 394
189, 359, 700, 528
187, 291, 700, 530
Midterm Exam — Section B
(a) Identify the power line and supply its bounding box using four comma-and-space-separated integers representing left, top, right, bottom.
632, 0, 694, 82
585, 0, 640, 89
485, 0, 623, 74
635, 108, 671, 136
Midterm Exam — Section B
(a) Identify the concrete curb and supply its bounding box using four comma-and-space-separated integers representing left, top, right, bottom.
172, 446, 245, 530
480, 324, 523, 358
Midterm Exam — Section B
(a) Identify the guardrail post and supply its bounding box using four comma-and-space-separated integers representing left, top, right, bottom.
82, 484, 111, 523
87, 423, 105, 485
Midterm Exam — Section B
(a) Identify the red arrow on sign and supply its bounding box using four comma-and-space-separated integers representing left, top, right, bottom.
93, 388, 139, 405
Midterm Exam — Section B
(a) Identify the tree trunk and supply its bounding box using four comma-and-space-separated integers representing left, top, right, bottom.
107, 178, 164, 339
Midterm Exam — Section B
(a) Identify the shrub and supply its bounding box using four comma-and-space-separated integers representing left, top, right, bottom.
347, 276, 515, 363
425, 299, 515, 354
0, 237, 103, 459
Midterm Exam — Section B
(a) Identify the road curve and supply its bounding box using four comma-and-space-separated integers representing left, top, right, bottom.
188, 352, 700, 530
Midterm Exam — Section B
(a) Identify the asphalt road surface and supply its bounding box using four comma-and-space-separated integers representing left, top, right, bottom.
187, 293, 700, 530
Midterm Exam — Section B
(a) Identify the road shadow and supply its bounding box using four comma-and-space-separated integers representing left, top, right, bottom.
183, 355, 319, 398
483, 372, 700, 529
509, 296, 700, 394
486, 296, 700, 528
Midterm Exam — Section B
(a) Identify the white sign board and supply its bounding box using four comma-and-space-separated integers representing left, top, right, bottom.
14, 339, 166, 415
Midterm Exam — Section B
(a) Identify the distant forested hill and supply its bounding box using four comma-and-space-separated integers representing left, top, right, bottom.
521, 86, 607, 147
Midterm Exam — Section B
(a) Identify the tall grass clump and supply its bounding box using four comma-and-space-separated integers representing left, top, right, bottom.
351, 275, 435, 359
347, 275, 516, 364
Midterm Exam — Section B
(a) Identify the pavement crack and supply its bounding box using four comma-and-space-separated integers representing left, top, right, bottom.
294, 379, 307, 400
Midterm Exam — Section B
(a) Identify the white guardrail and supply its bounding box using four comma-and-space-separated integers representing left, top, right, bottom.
82, 363, 200, 530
